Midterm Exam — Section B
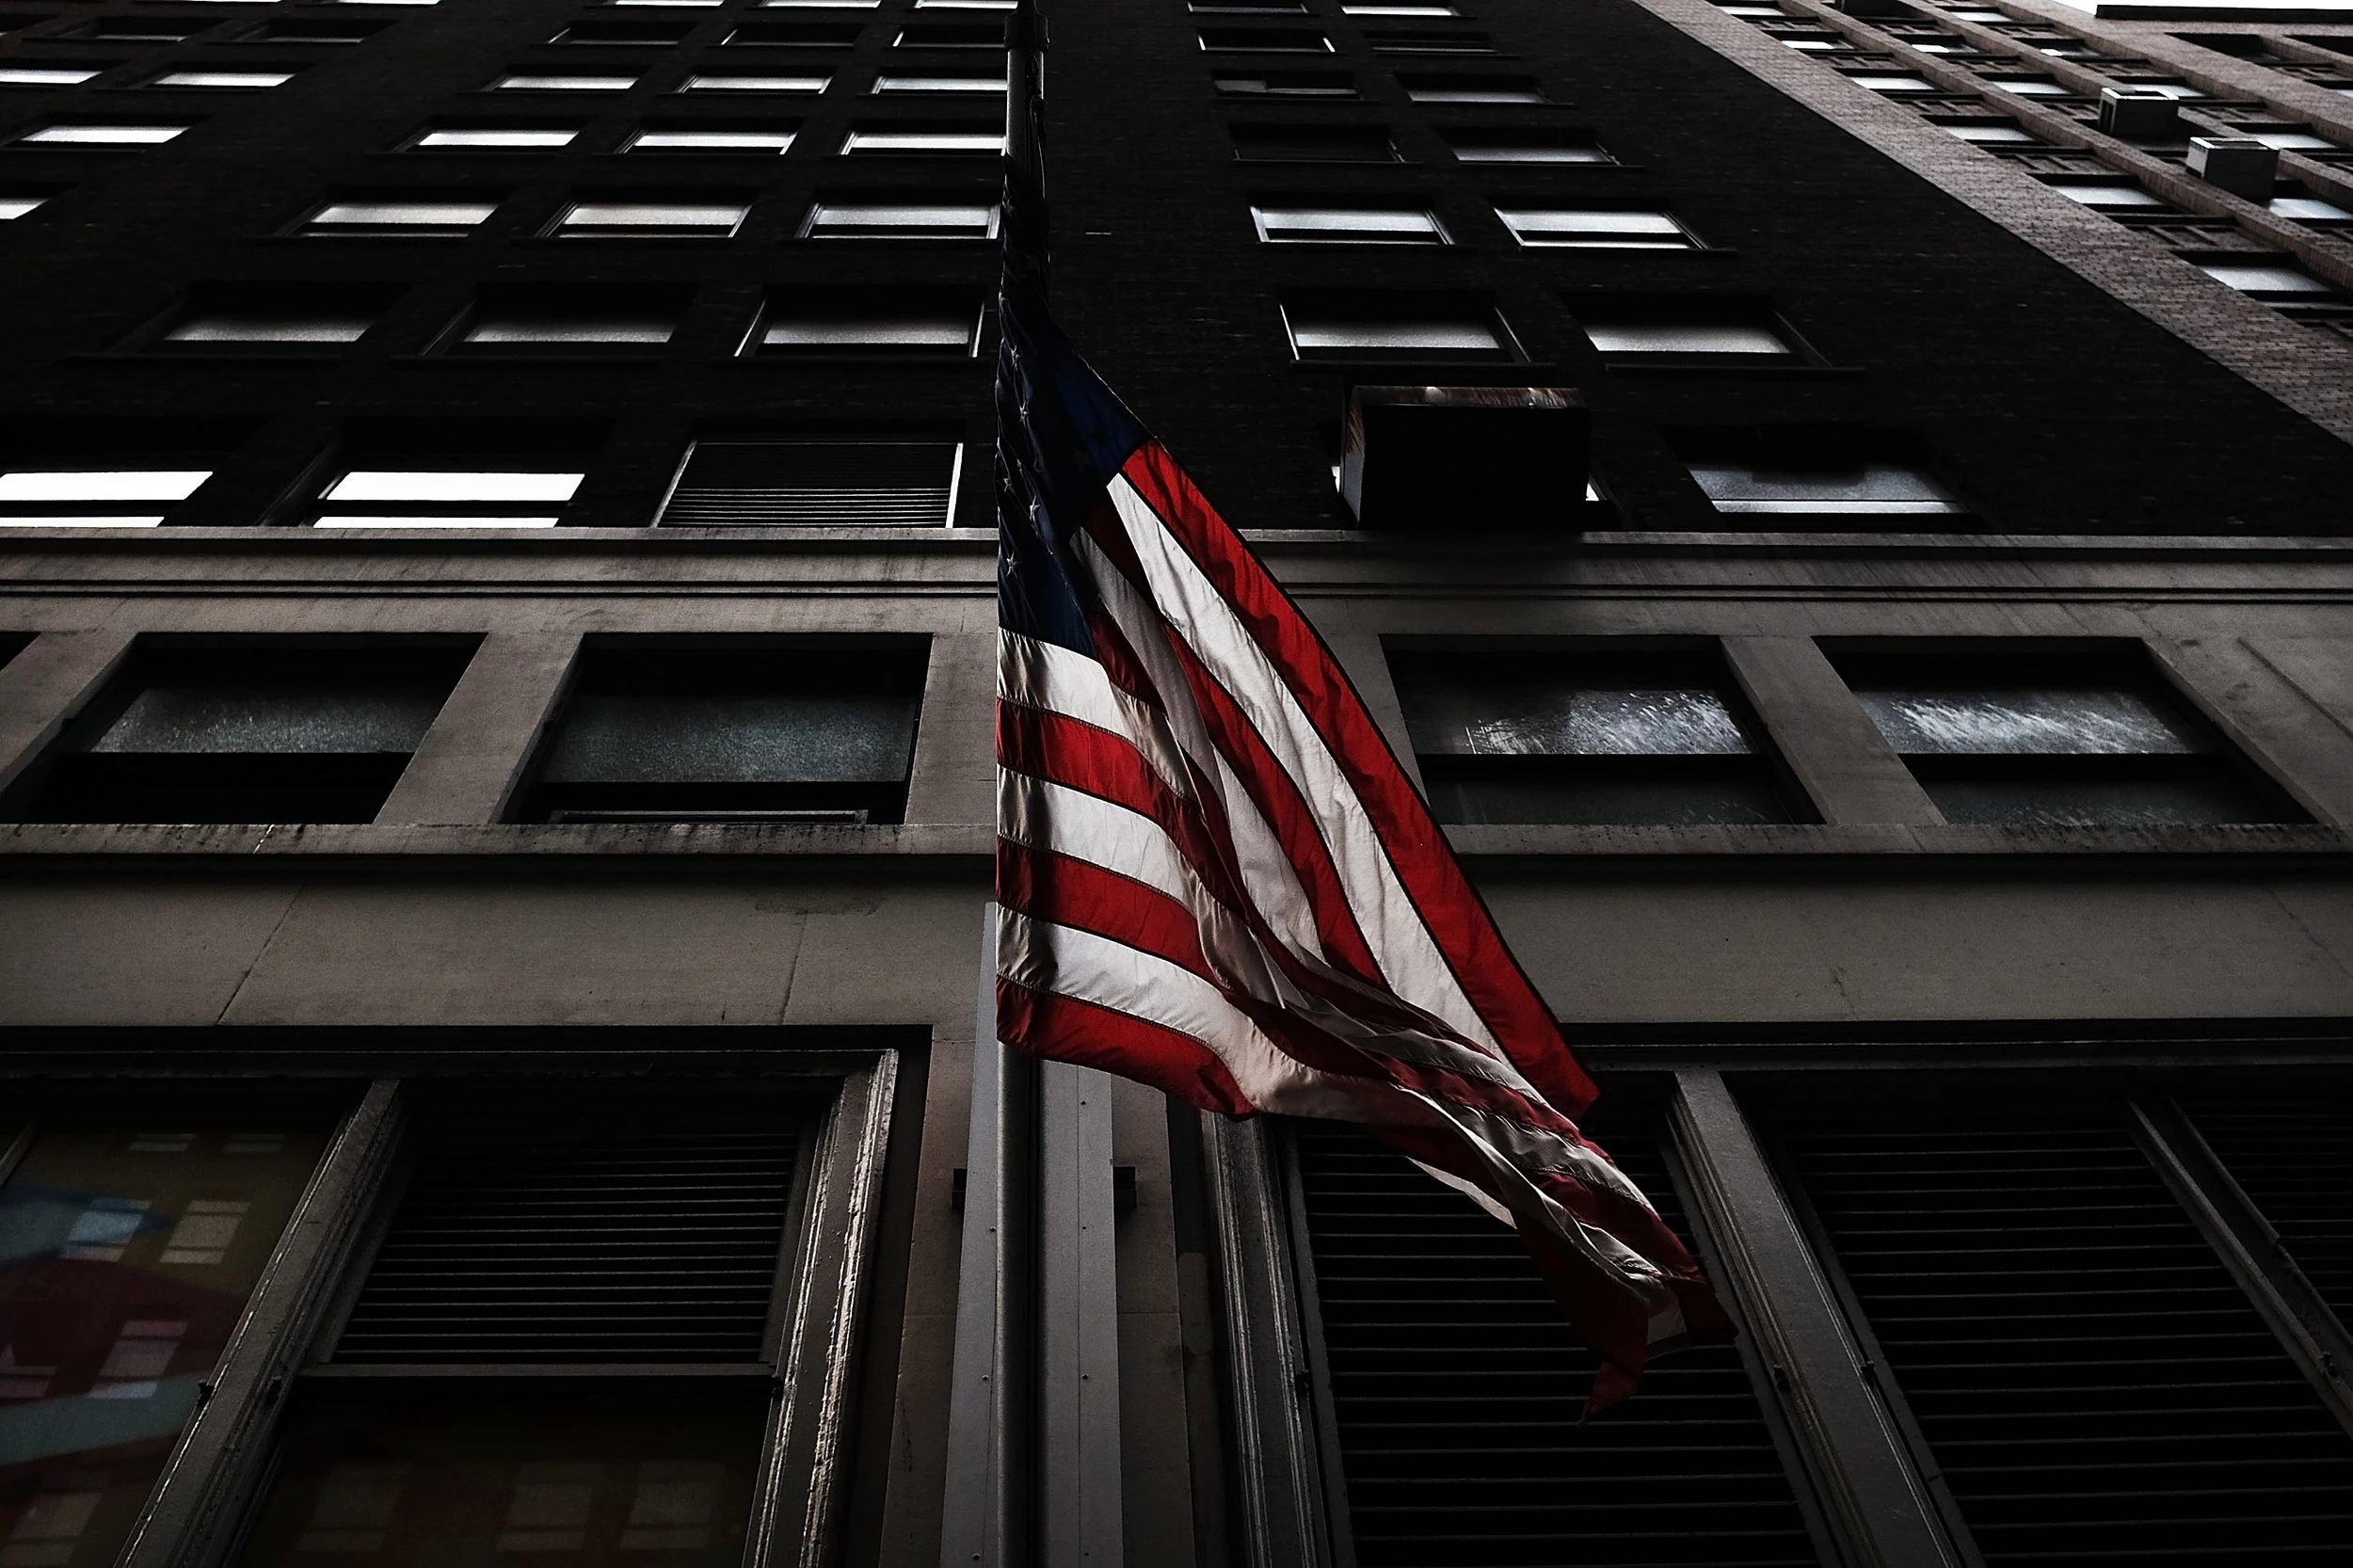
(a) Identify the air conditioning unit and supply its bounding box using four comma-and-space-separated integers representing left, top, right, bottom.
2098, 87, 2179, 139
1339, 385, 1589, 534
2187, 136, 2279, 202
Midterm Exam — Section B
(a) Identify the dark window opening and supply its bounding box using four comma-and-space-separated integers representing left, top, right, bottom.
1213, 70, 1358, 97
1281, 289, 1520, 361
7, 640, 472, 824
1391, 646, 1808, 824
893, 22, 1000, 46
139, 281, 408, 354
724, 21, 864, 45
442, 283, 691, 354
1829, 643, 2307, 826
659, 437, 962, 525
1230, 122, 1399, 162
747, 287, 983, 355
1671, 426, 1970, 528
548, 17, 696, 44
1365, 27, 1494, 53
514, 638, 926, 824
237, 18, 389, 43
1199, 25, 1332, 50
1573, 293, 1802, 358
1289, 1113, 1826, 1567
1441, 125, 1611, 163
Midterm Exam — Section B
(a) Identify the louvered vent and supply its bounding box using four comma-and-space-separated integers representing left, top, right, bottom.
1783, 1116, 2353, 1566
1292, 1120, 1823, 1568
336, 1101, 799, 1364
660, 440, 957, 526
2187, 1094, 2353, 1326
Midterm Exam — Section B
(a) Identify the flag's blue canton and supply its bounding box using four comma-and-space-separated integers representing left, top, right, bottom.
993, 184, 1145, 657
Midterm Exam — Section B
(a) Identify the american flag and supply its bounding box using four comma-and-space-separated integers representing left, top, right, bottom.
990, 53, 1725, 1413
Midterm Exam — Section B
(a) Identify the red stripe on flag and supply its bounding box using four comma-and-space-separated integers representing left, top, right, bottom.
997, 975, 1254, 1116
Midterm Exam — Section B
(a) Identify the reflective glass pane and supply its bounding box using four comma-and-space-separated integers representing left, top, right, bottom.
1853, 687, 2206, 755
539, 693, 919, 782
0, 1122, 330, 1568
81, 689, 446, 755
1689, 462, 1963, 514
1401, 676, 1753, 757
233, 1394, 765, 1568
1921, 774, 2265, 827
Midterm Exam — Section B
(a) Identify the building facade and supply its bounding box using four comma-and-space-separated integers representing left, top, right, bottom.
1, 0, 2351, 1562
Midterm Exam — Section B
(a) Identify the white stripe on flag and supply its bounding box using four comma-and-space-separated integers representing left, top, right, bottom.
998, 628, 1195, 803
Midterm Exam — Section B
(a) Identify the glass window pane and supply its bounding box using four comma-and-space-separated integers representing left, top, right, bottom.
490, 74, 638, 91
232, 1394, 766, 1568
540, 693, 920, 782
1252, 205, 1442, 241
415, 129, 580, 149
628, 129, 794, 151
0, 1120, 331, 1568
326, 472, 584, 503
1920, 774, 2264, 826
1288, 316, 1502, 352
2050, 183, 2165, 208
680, 73, 829, 91
1584, 323, 1787, 354
1498, 207, 1687, 246
840, 128, 1002, 152
1401, 678, 1754, 757
557, 201, 748, 232
0, 472, 211, 502
1689, 461, 1963, 513
22, 124, 190, 145
1852, 687, 2208, 755
82, 689, 445, 754
165, 313, 376, 344
151, 72, 293, 88
871, 73, 1005, 92
465, 316, 676, 344
309, 201, 498, 227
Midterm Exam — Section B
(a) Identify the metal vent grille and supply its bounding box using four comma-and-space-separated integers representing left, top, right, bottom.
2187, 1095, 2353, 1327
336, 1104, 800, 1364
660, 440, 957, 526
1784, 1118, 2353, 1566
1292, 1120, 1822, 1568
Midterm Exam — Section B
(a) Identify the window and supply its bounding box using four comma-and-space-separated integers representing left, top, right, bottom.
839, 123, 1001, 152
680, 72, 830, 92
2230, 125, 2341, 152
549, 17, 695, 43
626, 124, 795, 152
9, 642, 469, 823
2199, 257, 2346, 312
148, 283, 405, 352
764, 0, 879, 7
1230, 122, 1398, 162
801, 196, 997, 237
1985, 74, 2074, 96
725, 20, 864, 45
1198, 25, 1332, 50
1936, 119, 2036, 143
1574, 297, 1800, 358
547, 196, 751, 237
1442, 127, 1610, 163
1391, 648, 1805, 824
2272, 192, 2353, 224
1282, 293, 1517, 360
1400, 73, 1545, 103
14, 121, 192, 146
1251, 202, 1446, 243
1834, 648, 2304, 826
870, 72, 1004, 92
312, 468, 584, 527
410, 124, 583, 149
239, 20, 388, 43
147, 69, 294, 88
1848, 72, 1934, 92
0, 1097, 338, 1568
0, 186, 57, 218
2045, 178, 2168, 209
1213, 70, 1356, 96
1343, 1, 1460, 13
893, 22, 1000, 45
488, 72, 640, 91
514, 641, 926, 822
298, 195, 501, 237
0, 467, 211, 527
1365, 28, 1494, 53
1193, 0, 1306, 10
446, 285, 689, 353
659, 437, 963, 525
0, 66, 105, 86
1689, 457, 1959, 514
916, 0, 1015, 8
748, 288, 982, 353
1498, 206, 1694, 248
79, 18, 201, 40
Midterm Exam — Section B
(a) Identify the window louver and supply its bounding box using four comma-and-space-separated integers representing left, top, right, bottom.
1783, 1117, 2353, 1567
659, 440, 958, 526
1291, 1119, 1823, 1568
336, 1104, 799, 1364
2186, 1095, 2353, 1327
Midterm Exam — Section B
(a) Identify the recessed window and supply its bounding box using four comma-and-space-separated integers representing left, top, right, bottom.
2113, 77, 2205, 99
549, 17, 695, 43
1583, 321, 1793, 356
893, 22, 1000, 45
1401, 73, 1545, 103
1193, 0, 1305, 10
1251, 202, 1446, 243
449, 285, 688, 354
411, 124, 583, 149
299, 196, 501, 237
1230, 122, 1398, 162
313, 469, 584, 528
1283, 293, 1516, 360
0, 188, 55, 218
1686, 457, 1962, 515
725, 20, 864, 45
1834, 648, 2304, 826
802, 196, 997, 237
489, 72, 640, 91
16, 121, 192, 146
11, 642, 471, 823
871, 72, 1005, 92
764, 0, 878, 7
615, 0, 725, 7
681, 72, 831, 92
2272, 192, 2353, 224
2199, 258, 2342, 298
0, 467, 211, 527
81, 18, 201, 40
2046, 179, 2167, 210
915, 0, 1014, 8
627, 125, 796, 152
1498, 206, 1694, 248
1442, 127, 1610, 163
660, 438, 964, 525
151, 284, 404, 351
1938, 120, 2036, 144
840, 123, 1001, 152
0, 65, 105, 86
514, 641, 928, 823
1391, 648, 1806, 825
1199, 25, 1332, 50
240, 19, 387, 43
1986, 75, 2073, 97
148, 69, 294, 88
2231, 126, 2339, 152
1214, 70, 1356, 96
1849, 72, 1934, 92
749, 288, 982, 353
1343, 2, 1460, 14
548, 197, 751, 237
1366, 28, 1493, 54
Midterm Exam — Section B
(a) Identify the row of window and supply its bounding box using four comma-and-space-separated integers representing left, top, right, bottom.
0, 634, 2313, 831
